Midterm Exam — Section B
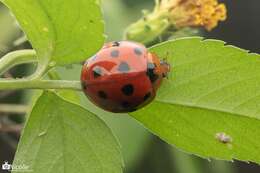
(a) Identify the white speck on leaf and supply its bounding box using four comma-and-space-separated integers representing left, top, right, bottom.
215, 132, 232, 144
38, 131, 47, 137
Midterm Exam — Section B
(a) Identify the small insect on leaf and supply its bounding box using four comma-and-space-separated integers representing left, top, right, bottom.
215, 132, 232, 144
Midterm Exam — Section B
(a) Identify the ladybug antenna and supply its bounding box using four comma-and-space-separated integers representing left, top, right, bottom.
165, 51, 170, 61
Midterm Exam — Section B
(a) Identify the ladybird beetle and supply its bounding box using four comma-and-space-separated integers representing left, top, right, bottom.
81, 41, 170, 113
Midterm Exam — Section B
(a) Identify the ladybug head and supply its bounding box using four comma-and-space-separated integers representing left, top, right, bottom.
160, 59, 170, 78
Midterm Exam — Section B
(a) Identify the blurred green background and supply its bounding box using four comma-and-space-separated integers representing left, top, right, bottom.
0, 0, 260, 173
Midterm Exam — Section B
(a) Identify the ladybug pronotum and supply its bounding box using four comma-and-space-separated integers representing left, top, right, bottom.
81, 41, 170, 113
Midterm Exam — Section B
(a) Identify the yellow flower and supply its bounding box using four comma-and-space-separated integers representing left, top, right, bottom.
124, 0, 227, 44
158, 0, 227, 30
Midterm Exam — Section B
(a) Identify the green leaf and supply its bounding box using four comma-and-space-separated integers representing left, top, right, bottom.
13, 91, 123, 173
56, 89, 81, 104
131, 37, 260, 163
1, 0, 105, 66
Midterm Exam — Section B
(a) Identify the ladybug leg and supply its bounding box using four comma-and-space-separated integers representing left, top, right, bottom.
164, 51, 170, 62
80, 61, 85, 65
160, 61, 170, 79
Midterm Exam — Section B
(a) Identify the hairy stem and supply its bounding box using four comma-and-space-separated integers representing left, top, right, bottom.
0, 79, 82, 90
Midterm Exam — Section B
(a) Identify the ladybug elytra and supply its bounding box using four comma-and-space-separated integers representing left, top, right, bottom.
81, 41, 170, 113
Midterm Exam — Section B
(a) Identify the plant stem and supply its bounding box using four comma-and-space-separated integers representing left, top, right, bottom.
0, 49, 37, 76
13, 35, 27, 46
0, 104, 28, 114
0, 50, 82, 91
0, 79, 82, 91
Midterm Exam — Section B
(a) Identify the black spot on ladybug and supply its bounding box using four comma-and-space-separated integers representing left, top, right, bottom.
143, 92, 151, 101
121, 101, 131, 108
146, 63, 159, 83
118, 62, 130, 72
98, 91, 107, 99
93, 66, 102, 78
121, 84, 134, 96
112, 41, 120, 47
134, 47, 143, 55
111, 50, 119, 58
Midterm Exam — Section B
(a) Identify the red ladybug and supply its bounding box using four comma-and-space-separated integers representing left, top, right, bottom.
81, 41, 170, 113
